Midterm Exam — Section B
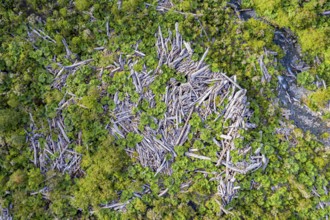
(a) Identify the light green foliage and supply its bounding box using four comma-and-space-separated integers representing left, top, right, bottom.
126, 132, 143, 148
74, 0, 91, 11
73, 139, 130, 212
298, 28, 328, 55
27, 168, 44, 190
243, 18, 274, 52
297, 71, 315, 89
44, 89, 63, 104
306, 88, 330, 110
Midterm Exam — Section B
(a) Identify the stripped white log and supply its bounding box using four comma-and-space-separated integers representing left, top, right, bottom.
185, 152, 211, 160
64, 59, 93, 69
197, 47, 209, 69
158, 188, 169, 197
56, 121, 70, 143
62, 38, 72, 57
222, 162, 246, 174
322, 11, 330, 15
190, 65, 209, 79
106, 21, 110, 37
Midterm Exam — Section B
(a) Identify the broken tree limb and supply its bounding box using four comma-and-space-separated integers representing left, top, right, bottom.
64, 59, 93, 70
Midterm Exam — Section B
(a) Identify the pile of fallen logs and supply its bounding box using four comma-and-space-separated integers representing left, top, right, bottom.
0, 206, 12, 220
107, 23, 265, 207
27, 113, 81, 177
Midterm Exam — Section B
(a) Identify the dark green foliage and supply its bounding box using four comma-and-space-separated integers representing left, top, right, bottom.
0, 109, 22, 133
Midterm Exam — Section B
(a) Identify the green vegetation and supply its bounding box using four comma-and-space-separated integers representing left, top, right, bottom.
0, 0, 329, 219
307, 88, 330, 111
